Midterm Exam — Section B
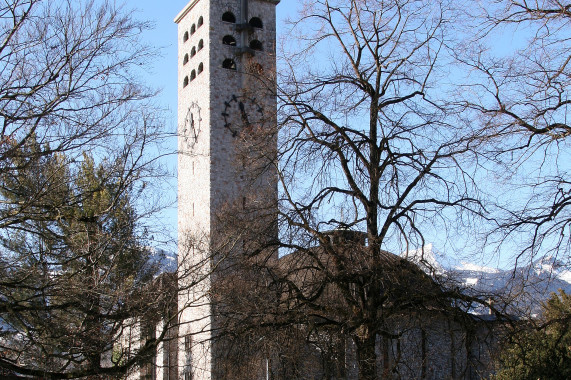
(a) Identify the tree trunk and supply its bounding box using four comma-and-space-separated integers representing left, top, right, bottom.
355, 333, 378, 380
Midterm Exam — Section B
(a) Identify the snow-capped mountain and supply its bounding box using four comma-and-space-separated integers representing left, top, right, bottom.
149, 247, 177, 274
403, 245, 571, 316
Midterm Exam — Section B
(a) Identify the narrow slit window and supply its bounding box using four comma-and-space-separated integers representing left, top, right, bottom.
198, 62, 204, 74
222, 58, 236, 71
249, 17, 263, 29
191, 24, 196, 35
185, 334, 192, 353
183, 54, 189, 65
191, 46, 196, 57
222, 11, 236, 23
198, 16, 204, 28
249, 40, 263, 51
183, 31, 189, 42
190, 70, 196, 81
223, 35, 236, 46
183, 76, 189, 87
198, 39, 204, 51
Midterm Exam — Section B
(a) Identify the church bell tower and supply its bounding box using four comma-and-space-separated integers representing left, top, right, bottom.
175, 1, 279, 379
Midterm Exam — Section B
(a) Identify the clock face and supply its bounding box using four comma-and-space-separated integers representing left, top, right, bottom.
182, 102, 202, 149
221, 94, 265, 138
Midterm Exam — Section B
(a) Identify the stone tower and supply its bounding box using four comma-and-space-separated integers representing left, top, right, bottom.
175, 1, 279, 379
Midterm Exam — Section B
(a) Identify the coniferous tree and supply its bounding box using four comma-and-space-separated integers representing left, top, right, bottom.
0, 137, 164, 378
0, 1, 174, 378
495, 290, 571, 380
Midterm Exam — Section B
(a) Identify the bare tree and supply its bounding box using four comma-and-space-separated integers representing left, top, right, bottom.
0, 1, 179, 378
454, 0, 571, 263
212, 1, 495, 379
275, 0, 486, 374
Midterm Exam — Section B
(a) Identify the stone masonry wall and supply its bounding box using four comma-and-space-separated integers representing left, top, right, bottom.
176, 1, 279, 379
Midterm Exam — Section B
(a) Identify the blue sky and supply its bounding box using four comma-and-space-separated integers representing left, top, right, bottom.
127, 1, 300, 244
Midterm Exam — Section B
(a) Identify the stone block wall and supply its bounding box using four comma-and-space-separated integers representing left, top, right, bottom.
176, 1, 279, 379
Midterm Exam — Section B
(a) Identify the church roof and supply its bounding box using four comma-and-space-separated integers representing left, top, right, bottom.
276, 230, 445, 313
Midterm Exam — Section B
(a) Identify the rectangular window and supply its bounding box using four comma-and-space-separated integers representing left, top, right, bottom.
185, 334, 192, 353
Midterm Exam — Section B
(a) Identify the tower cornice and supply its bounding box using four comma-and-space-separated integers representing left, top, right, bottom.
174, 0, 200, 24
175, 0, 280, 24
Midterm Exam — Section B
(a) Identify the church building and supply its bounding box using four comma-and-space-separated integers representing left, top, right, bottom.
127, 1, 500, 379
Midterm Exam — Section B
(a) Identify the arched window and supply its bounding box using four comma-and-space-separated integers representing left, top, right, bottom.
249, 17, 263, 29
222, 58, 236, 71
223, 35, 236, 46
191, 24, 196, 35
183, 31, 189, 42
191, 46, 196, 57
198, 39, 204, 51
249, 40, 263, 51
183, 76, 189, 87
222, 11, 236, 23
198, 62, 204, 74
198, 16, 204, 28
190, 70, 196, 81
183, 54, 189, 65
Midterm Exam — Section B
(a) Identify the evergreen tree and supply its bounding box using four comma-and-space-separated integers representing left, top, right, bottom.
0, 1, 172, 377
495, 290, 571, 380
0, 137, 161, 378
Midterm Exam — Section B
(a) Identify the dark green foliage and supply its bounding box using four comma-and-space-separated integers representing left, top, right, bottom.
495, 290, 571, 380
0, 137, 159, 377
